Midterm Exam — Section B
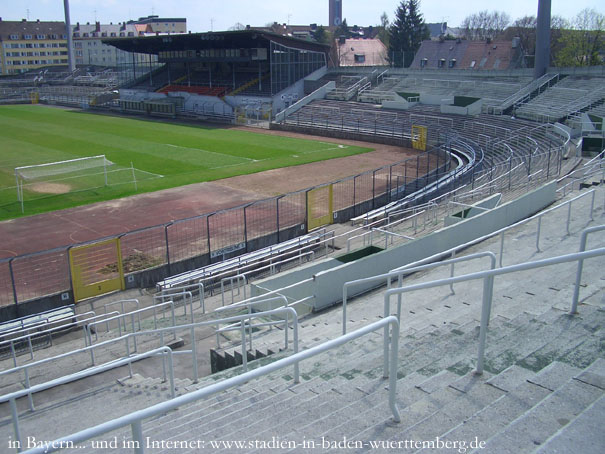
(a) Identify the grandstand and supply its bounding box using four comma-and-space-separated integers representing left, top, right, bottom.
0, 155, 603, 452
0, 20, 604, 452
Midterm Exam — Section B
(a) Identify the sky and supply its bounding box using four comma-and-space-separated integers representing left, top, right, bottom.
1, 1, 603, 33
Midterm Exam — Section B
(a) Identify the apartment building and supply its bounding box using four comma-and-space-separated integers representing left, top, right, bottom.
0, 19, 68, 75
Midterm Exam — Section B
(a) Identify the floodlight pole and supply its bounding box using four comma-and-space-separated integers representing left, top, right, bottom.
63, 0, 76, 73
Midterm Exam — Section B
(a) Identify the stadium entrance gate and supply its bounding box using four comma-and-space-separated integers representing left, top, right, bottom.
307, 184, 334, 231
69, 239, 125, 302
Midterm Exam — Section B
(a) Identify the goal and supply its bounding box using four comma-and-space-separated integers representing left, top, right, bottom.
14, 155, 136, 213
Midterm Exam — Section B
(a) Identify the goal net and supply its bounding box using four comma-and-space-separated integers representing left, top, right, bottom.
14, 155, 140, 213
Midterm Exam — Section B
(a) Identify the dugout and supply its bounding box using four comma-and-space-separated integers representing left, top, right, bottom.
104, 30, 330, 119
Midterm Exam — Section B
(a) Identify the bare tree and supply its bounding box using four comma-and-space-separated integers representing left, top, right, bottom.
461, 10, 511, 41
229, 23, 246, 31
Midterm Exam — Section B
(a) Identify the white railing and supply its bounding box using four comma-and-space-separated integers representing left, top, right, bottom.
21, 316, 401, 454
85, 301, 180, 348
342, 251, 496, 335
383, 242, 605, 375
3, 346, 175, 452
342, 187, 599, 334
0, 311, 118, 368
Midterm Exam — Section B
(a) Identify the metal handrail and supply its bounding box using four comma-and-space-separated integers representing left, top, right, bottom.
157, 283, 205, 312
0, 311, 117, 368
0, 310, 96, 348
213, 306, 298, 373
572, 225, 605, 313
4, 346, 175, 452
85, 301, 178, 347
0, 304, 75, 335
103, 299, 140, 332
21, 316, 401, 454
342, 252, 496, 335
384, 244, 605, 375
342, 188, 598, 334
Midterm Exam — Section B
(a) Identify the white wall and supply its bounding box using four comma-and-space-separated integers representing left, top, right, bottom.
274, 81, 336, 123
311, 181, 556, 310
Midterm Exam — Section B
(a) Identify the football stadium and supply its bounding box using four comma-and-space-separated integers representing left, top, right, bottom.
0, 0, 604, 452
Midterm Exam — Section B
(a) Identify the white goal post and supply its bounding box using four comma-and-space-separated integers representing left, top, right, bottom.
14, 155, 114, 213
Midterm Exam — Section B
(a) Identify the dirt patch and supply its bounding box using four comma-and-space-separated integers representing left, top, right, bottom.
29, 182, 71, 194
98, 252, 164, 274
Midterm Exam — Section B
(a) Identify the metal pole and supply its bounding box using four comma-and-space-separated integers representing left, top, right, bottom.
476, 275, 494, 374
10, 398, 22, 453
131, 421, 144, 454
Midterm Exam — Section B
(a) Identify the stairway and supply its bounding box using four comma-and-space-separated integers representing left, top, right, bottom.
54, 299, 603, 454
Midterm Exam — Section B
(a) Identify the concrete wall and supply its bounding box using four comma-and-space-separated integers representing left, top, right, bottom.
382, 95, 418, 110
249, 258, 340, 312
311, 181, 556, 311
271, 122, 412, 148
444, 193, 502, 226
441, 98, 483, 116
420, 93, 453, 105
275, 81, 335, 123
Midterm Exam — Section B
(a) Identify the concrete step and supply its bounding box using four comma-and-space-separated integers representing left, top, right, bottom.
476, 362, 604, 453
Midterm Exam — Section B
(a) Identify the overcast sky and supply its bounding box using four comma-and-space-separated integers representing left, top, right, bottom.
2, 1, 603, 33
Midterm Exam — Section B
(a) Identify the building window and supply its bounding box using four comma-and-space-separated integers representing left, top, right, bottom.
438, 58, 445, 68
420, 58, 427, 68
470, 60, 476, 68
24, 34, 32, 39
354, 54, 365, 63
448, 59, 456, 68
9, 34, 19, 40
36, 34, 45, 39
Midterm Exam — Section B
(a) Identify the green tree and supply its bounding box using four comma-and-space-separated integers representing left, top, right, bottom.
335, 18, 351, 39
388, 0, 429, 67
407, 0, 430, 53
312, 26, 332, 45
555, 9, 604, 66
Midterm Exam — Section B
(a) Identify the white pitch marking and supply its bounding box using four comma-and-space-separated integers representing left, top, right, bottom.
166, 143, 254, 161
300, 145, 350, 155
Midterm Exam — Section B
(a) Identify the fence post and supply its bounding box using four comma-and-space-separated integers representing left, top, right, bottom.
388, 165, 393, 202
353, 175, 357, 216
206, 214, 212, 260
8, 258, 18, 305
276, 196, 281, 243
164, 223, 172, 274
372, 170, 376, 209
243, 204, 249, 252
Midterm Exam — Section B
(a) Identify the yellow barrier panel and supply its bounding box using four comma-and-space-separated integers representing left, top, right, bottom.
411, 125, 427, 151
307, 184, 334, 231
69, 238, 125, 302
30, 92, 39, 104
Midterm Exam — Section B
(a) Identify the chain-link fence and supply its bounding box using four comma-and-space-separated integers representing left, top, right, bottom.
0, 147, 448, 308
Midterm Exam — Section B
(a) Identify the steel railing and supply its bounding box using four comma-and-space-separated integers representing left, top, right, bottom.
21, 316, 401, 454
3, 346, 175, 453
383, 242, 605, 375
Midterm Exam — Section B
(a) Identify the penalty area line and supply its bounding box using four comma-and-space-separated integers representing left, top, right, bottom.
299, 145, 350, 155
166, 143, 254, 162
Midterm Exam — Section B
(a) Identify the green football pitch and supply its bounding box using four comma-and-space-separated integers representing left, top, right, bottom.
0, 105, 372, 219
